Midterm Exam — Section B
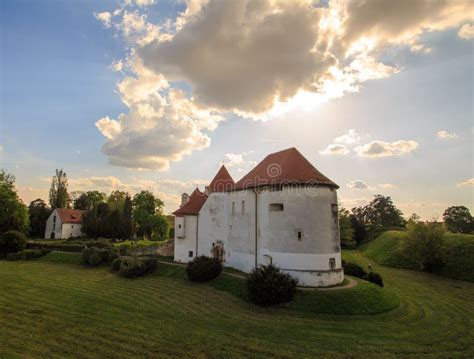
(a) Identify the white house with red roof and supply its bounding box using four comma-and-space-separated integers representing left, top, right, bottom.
44, 208, 86, 239
173, 147, 344, 287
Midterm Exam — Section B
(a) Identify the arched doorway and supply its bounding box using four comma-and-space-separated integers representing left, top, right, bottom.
211, 242, 225, 264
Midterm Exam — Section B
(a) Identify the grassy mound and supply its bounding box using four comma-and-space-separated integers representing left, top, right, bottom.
288, 280, 399, 315
362, 230, 474, 282
1, 254, 474, 357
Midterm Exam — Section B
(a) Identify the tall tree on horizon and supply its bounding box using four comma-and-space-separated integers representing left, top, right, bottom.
28, 199, 51, 238
49, 169, 70, 209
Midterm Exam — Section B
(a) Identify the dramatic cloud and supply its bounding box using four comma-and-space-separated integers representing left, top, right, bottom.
437, 130, 459, 139
93, 0, 472, 169
347, 179, 374, 190
457, 178, 474, 187
221, 152, 257, 171
354, 140, 419, 158
458, 23, 474, 39
320, 144, 349, 156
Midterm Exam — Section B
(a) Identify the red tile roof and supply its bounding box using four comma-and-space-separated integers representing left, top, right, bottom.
56, 208, 87, 224
234, 147, 338, 190
172, 188, 207, 216
208, 165, 235, 193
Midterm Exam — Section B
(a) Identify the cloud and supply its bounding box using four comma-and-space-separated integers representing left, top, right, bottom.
335, 129, 361, 145
458, 23, 474, 39
354, 140, 418, 158
92, 0, 471, 169
94, 11, 112, 28
320, 144, 349, 156
437, 130, 458, 139
347, 179, 374, 190
0, 145, 3, 153
379, 183, 397, 189
457, 178, 474, 187
221, 152, 256, 170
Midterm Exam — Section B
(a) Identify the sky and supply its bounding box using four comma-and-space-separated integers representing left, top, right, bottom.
1, 0, 473, 219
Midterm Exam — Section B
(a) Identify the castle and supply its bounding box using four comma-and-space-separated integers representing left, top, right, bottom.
173, 147, 343, 287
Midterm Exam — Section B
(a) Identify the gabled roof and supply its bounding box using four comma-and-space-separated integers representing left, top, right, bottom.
234, 147, 338, 190
172, 188, 207, 216
56, 208, 86, 224
208, 165, 235, 193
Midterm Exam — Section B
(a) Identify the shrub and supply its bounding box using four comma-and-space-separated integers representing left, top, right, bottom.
342, 261, 368, 279
27, 242, 84, 253
247, 264, 298, 307
6, 248, 50, 261
367, 271, 384, 287
117, 257, 157, 278
0, 230, 27, 258
111, 257, 122, 272
81, 247, 103, 266
186, 256, 222, 282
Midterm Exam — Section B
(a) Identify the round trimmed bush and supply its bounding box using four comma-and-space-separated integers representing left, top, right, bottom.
88, 250, 103, 266
367, 271, 384, 287
185, 256, 222, 282
247, 264, 298, 307
111, 257, 123, 272
0, 230, 27, 258
117, 257, 158, 278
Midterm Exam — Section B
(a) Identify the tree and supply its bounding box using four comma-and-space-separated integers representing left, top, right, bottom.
0, 170, 29, 235
74, 191, 107, 211
403, 222, 445, 272
108, 190, 128, 212
406, 213, 421, 231
49, 169, 70, 209
339, 207, 355, 248
123, 195, 133, 239
443, 206, 473, 234
350, 207, 367, 244
361, 195, 404, 229
28, 199, 51, 238
132, 191, 166, 239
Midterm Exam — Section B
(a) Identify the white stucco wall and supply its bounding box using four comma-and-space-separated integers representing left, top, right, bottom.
176, 184, 344, 287
174, 215, 198, 263
44, 210, 62, 239
61, 223, 83, 239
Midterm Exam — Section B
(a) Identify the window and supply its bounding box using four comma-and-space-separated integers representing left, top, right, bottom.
53, 215, 56, 223
269, 203, 284, 211
188, 251, 193, 258
329, 258, 336, 270
232, 202, 235, 216
331, 204, 338, 214
178, 224, 182, 229
241, 200, 245, 215
296, 229, 303, 241
71, 225, 74, 229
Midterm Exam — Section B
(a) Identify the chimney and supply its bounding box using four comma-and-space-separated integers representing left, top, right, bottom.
181, 193, 190, 206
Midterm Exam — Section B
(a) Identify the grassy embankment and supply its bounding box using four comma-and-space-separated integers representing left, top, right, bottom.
1, 249, 473, 357
362, 230, 474, 282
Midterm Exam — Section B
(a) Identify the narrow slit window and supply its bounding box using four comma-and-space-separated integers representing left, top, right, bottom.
296, 229, 303, 241
329, 258, 336, 270
269, 203, 284, 211
232, 202, 235, 216
241, 200, 245, 215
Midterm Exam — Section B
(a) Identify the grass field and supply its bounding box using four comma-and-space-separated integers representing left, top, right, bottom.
362, 230, 474, 282
1, 251, 473, 358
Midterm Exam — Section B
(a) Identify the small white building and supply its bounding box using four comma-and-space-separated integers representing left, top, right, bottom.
173, 147, 344, 287
44, 208, 86, 239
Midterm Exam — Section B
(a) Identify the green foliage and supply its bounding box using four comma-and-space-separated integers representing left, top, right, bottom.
81, 246, 117, 267
117, 257, 158, 278
28, 241, 84, 253
82, 203, 131, 240
0, 170, 29, 235
111, 257, 122, 272
132, 191, 168, 240
247, 264, 298, 307
28, 199, 51, 238
6, 248, 50, 261
339, 207, 355, 248
0, 230, 27, 257
443, 206, 473, 234
73, 191, 107, 211
49, 169, 70, 209
107, 190, 128, 212
404, 222, 445, 272
186, 256, 222, 282
342, 261, 367, 279
367, 271, 384, 287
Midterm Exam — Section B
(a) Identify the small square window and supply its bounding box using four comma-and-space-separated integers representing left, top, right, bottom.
188, 251, 193, 258
71, 225, 74, 229
296, 229, 303, 240
269, 203, 284, 211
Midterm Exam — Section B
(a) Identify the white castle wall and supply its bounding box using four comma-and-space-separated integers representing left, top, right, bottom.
174, 215, 198, 263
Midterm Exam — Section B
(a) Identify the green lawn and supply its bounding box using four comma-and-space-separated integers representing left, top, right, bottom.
362, 230, 474, 282
0, 252, 473, 358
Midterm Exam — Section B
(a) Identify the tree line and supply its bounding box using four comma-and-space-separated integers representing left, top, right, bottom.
1, 169, 170, 241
